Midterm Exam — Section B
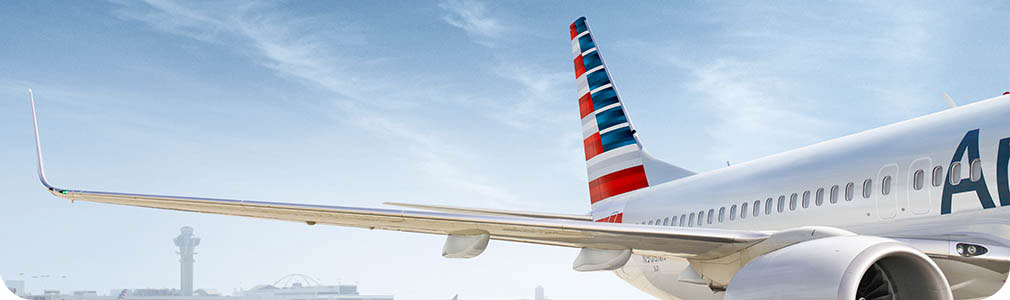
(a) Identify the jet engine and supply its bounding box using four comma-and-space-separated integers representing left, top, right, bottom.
724, 236, 952, 300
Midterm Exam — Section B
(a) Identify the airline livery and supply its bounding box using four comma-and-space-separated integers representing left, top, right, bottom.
26, 17, 1010, 300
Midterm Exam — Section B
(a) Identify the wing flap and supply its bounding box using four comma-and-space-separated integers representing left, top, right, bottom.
383, 202, 593, 221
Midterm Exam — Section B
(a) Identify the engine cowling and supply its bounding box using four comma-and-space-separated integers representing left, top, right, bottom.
724, 236, 952, 300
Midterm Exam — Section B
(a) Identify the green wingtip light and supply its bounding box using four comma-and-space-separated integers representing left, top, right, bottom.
59, 190, 67, 194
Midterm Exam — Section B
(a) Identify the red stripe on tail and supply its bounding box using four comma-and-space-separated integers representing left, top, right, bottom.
589, 166, 649, 204
573, 55, 586, 78
583, 132, 603, 160
589, 212, 622, 222
578, 93, 594, 118
595, 213, 623, 223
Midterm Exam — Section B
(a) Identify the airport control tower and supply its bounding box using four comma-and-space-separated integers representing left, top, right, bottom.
174, 226, 200, 296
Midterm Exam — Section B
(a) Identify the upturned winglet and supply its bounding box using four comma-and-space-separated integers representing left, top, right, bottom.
29, 89, 61, 193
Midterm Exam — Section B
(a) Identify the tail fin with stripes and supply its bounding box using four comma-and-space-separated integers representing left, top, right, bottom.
570, 17, 693, 219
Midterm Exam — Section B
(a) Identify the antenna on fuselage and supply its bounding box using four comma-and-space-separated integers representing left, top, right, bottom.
943, 92, 957, 108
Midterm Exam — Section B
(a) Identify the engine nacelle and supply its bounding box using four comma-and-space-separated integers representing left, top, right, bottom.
725, 236, 953, 300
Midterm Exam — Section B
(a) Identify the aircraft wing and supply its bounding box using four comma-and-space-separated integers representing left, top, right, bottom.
27, 90, 768, 263
40, 185, 767, 259
383, 202, 594, 221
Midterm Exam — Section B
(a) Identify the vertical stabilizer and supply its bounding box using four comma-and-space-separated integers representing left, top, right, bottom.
570, 17, 693, 220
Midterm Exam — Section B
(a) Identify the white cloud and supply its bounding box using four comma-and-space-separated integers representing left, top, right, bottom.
111, 0, 523, 207
113, 0, 383, 101
487, 62, 571, 130
616, 2, 950, 166
438, 0, 507, 47
687, 60, 832, 162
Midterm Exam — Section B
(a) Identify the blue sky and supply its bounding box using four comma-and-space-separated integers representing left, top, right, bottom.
1, 1, 1008, 299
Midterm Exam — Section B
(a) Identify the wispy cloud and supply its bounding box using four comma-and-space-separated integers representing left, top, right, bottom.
113, 0, 385, 101
438, 0, 507, 47
687, 59, 832, 161
619, 2, 949, 165
111, 0, 523, 207
486, 62, 570, 130
339, 102, 523, 206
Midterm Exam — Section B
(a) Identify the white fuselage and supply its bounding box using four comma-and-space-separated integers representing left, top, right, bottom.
603, 94, 1010, 300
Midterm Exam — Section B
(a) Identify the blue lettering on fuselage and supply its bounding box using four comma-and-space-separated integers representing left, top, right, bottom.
997, 137, 1010, 207
941, 129, 997, 214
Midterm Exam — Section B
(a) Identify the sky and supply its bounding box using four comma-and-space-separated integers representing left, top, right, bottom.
1, 1, 1009, 299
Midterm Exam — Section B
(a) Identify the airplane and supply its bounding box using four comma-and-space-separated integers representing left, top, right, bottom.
24, 16, 1010, 300
115, 289, 128, 300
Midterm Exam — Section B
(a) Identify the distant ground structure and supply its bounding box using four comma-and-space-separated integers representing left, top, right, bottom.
173, 226, 200, 297
15, 228, 393, 300
513, 285, 550, 300
237, 274, 391, 300
18, 274, 391, 300
5, 280, 25, 296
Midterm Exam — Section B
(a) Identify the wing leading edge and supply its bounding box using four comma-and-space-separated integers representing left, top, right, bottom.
27, 90, 768, 261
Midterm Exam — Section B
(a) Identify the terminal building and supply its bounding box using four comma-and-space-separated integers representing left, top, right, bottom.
237, 274, 391, 300
12, 227, 393, 300
20, 277, 392, 300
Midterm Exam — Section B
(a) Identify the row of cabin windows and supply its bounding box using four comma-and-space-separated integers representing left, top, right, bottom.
640, 160, 985, 227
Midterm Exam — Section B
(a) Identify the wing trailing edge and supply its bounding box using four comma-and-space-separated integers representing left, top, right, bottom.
383, 202, 593, 221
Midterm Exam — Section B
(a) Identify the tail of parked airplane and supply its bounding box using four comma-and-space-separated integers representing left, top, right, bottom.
570, 17, 693, 220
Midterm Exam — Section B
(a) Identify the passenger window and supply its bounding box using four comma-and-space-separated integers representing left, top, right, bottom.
802, 191, 811, 208
688, 213, 695, 227
741, 202, 749, 219
913, 169, 924, 190
845, 182, 855, 201
754, 200, 761, 217
663, 217, 669, 226
765, 198, 773, 215
862, 179, 872, 198
707, 209, 714, 224
815, 188, 825, 206
698, 211, 704, 226
950, 162, 962, 185
932, 166, 944, 187
719, 207, 726, 222
647, 220, 654, 225
882, 176, 892, 195
777, 196, 786, 213
789, 193, 798, 211
730, 205, 737, 221
671, 216, 677, 226
830, 185, 839, 203
680, 214, 686, 226
971, 158, 983, 182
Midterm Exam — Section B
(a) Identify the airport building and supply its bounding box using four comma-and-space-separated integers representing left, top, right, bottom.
236, 274, 392, 300
20, 278, 391, 300
15, 227, 393, 300
5, 280, 25, 296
